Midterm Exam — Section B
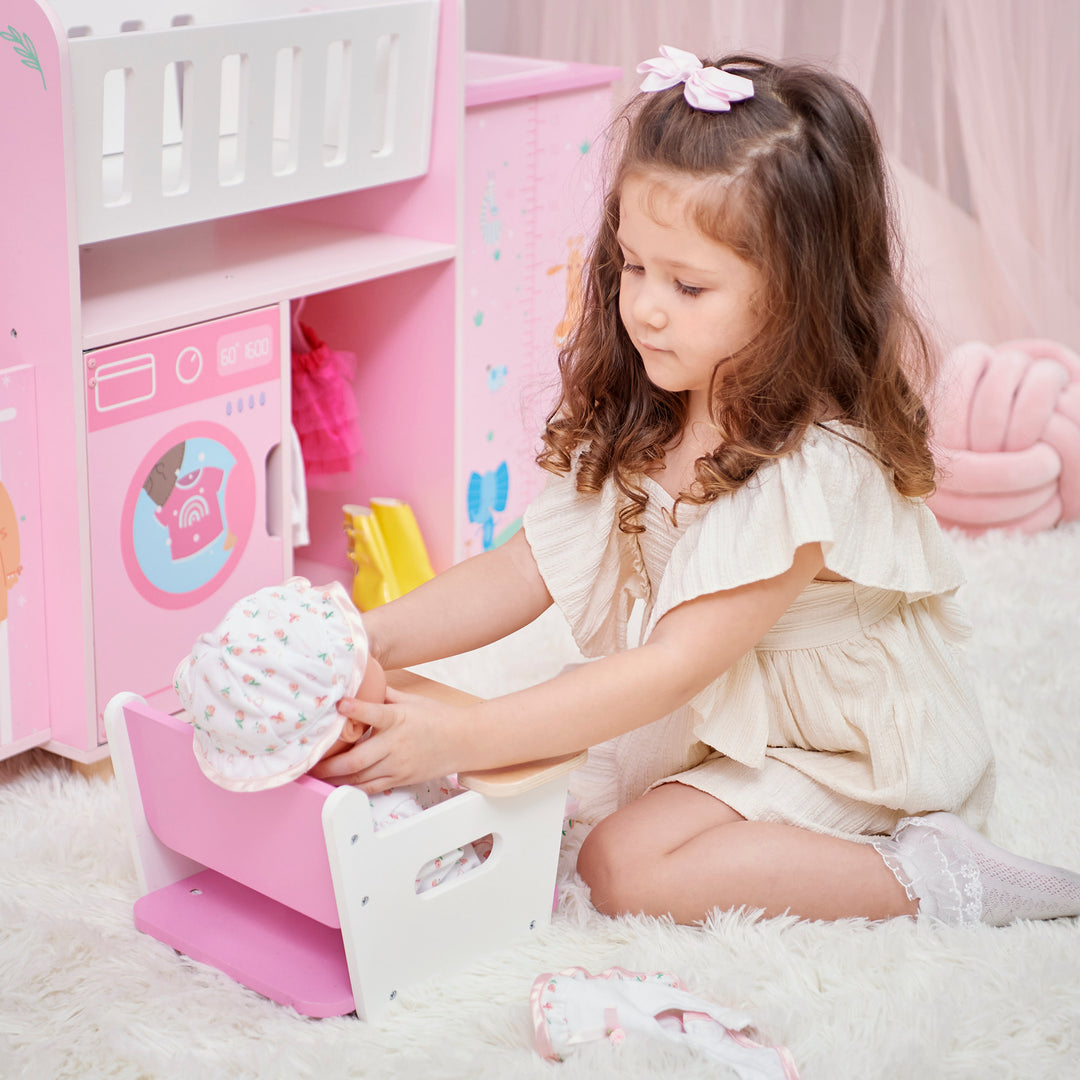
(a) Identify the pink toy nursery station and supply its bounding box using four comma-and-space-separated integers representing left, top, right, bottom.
0, 0, 617, 1017
0, 0, 618, 768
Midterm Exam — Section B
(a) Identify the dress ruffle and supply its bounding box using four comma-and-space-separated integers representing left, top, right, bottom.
644, 423, 964, 635
523, 464, 649, 657
526, 426, 964, 646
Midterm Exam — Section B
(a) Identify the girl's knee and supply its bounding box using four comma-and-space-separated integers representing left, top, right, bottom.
577, 816, 648, 917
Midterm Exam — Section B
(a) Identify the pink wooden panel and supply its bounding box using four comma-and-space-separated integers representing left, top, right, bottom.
1, 2, 90, 752
135, 869, 354, 1017
465, 53, 622, 108
0, 364, 51, 753
123, 700, 342, 927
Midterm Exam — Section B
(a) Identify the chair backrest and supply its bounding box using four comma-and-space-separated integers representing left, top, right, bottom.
123, 699, 341, 926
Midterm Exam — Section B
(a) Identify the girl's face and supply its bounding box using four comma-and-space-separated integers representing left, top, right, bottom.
617, 173, 763, 423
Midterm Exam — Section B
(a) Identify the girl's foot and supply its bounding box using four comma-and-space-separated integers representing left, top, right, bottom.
874, 811, 1080, 927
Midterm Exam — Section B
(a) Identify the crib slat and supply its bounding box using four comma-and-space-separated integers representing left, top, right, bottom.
123, 57, 165, 217
187, 55, 221, 200
244, 45, 277, 187
71, 61, 108, 213
295, 39, 326, 176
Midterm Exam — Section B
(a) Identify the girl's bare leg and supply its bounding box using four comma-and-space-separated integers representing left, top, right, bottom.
577, 782, 917, 923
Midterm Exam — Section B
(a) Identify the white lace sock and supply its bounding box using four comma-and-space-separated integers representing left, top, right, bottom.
872, 811, 1080, 927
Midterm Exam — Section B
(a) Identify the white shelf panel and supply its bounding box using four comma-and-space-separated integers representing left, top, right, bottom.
79, 216, 456, 348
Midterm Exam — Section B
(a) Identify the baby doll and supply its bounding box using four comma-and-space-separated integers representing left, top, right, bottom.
173, 576, 482, 891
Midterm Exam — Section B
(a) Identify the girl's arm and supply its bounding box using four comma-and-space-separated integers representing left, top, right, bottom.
314, 541, 826, 790
360, 528, 553, 670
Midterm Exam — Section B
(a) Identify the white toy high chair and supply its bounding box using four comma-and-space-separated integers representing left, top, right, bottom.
105, 670, 586, 1020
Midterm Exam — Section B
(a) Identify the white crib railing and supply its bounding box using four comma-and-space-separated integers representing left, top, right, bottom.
61, 1, 439, 243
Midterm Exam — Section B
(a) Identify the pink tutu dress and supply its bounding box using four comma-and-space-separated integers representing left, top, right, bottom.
290, 321, 363, 486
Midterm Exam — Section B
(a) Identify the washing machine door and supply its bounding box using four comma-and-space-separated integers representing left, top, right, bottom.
85, 308, 285, 734
124, 422, 256, 609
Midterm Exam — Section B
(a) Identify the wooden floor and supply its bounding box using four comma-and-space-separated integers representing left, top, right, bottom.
66, 756, 115, 782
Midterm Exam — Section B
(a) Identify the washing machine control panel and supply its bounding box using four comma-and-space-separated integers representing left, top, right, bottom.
84, 307, 280, 433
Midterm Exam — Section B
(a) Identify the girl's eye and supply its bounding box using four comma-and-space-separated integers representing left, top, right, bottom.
620, 260, 703, 297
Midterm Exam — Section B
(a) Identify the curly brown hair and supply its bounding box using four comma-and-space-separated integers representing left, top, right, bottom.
537, 54, 937, 533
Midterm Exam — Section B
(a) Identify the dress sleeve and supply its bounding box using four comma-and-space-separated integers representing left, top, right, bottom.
523, 466, 648, 657
645, 424, 965, 638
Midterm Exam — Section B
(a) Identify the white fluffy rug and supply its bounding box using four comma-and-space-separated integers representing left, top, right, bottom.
2, 525, 1079, 1079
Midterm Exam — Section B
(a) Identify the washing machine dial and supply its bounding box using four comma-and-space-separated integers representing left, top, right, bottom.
176, 346, 203, 385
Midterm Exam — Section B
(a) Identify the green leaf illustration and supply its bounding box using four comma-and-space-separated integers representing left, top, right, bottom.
2, 25, 46, 90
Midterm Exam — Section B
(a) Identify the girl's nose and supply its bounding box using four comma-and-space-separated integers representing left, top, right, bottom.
632, 283, 667, 329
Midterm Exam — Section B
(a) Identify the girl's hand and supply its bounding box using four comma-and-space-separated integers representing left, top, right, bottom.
310, 686, 473, 793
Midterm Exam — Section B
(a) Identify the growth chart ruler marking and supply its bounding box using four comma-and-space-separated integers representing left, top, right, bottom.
515, 96, 554, 493
520, 97, 541, 403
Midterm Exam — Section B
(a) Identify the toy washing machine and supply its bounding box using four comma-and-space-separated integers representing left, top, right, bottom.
84, 306, 287, 732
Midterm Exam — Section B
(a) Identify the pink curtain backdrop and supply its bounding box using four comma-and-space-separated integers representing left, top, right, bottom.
465, 0, 1080, 357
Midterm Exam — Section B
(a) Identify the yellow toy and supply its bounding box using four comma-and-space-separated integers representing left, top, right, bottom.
344, 499, 435, 611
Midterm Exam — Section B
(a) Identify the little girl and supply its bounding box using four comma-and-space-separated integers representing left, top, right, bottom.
313, 49, 1080, 929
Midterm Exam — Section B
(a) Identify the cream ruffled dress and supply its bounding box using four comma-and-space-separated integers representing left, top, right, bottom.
522, 423, 996, 843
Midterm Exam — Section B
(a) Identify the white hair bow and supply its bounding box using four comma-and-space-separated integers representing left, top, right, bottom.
636, 45, 754, 112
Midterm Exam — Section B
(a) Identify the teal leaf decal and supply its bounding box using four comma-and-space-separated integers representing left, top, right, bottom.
1, 25, 46, 90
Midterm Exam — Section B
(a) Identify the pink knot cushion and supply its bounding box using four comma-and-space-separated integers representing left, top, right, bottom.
928, 339, 1080, 535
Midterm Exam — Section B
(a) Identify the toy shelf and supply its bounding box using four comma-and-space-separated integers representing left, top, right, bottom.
80, 216, 455, 348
